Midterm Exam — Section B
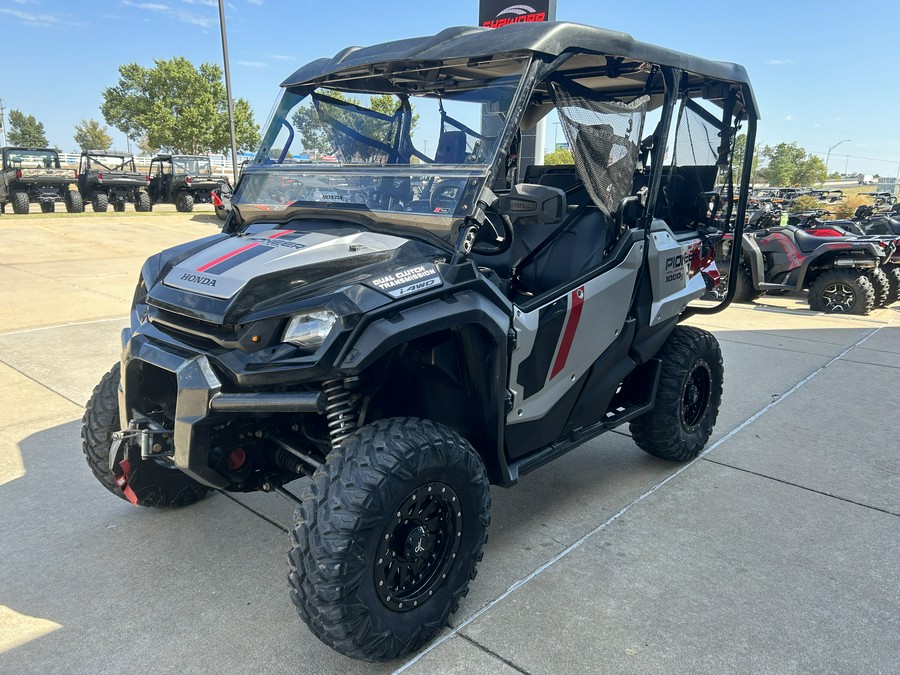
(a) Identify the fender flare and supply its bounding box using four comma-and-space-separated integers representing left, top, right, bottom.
338, 290, 515, 486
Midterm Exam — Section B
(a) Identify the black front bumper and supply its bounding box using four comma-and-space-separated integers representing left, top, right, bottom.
120, 329, 323, 489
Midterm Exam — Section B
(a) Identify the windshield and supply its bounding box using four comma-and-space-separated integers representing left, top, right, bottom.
232, 54, 530, 237
5, 149, 59, 169
174, 157, 213, 175
85, 155, 136, 171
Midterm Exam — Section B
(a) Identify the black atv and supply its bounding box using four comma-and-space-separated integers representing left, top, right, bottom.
713, 215, 892, 314
0, 146, 82, 214
77, 151, 151, 212
148, 154, 227, 212
81, 22, 758, 661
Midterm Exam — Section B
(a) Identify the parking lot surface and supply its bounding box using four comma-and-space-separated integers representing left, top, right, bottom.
1, 209, 898, 673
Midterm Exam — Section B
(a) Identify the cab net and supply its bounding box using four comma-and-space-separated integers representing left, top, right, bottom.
550, 82, 649, 218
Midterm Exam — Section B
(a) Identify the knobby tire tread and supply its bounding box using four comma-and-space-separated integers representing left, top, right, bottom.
629, 326, 723, 461
288, 417, 490, 661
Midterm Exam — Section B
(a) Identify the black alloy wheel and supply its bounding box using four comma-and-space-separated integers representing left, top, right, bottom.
374, 482, 462, 612
809, 269, 874, 315
680, 359, 712, 433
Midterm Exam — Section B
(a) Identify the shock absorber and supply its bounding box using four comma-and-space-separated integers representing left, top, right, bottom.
323, 377, 360, 450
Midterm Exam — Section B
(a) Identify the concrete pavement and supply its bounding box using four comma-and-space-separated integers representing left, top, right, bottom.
1, 211, 898, 673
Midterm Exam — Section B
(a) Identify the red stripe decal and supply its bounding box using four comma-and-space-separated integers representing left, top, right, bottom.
267, 230, 294, 239
196, 243, 258, 272
549, 287, 584, 380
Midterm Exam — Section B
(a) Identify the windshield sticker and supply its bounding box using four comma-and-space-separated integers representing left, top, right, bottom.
369, 264, 443, 298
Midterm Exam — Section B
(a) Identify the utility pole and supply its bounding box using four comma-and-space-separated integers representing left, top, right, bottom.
0, 99, 7, 147
825, 138, 850, 174
218, 0, 239, 185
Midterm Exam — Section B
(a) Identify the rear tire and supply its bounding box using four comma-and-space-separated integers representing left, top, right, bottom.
289, 417, 491, 661
630, 326, 723, 461
12, 191, 29, 214
808, 270, 875, 315
175, 193, 194, 212
135, 192, 151, 212
113, 200, 126, 212
883, 265, 900, 305
868, 269, 890, 308
65, 191, 84, 213
81, 363, 211, 508
91, 193, 109, 212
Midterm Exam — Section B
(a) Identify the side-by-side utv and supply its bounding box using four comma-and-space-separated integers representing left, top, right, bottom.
81, 21, 757, 661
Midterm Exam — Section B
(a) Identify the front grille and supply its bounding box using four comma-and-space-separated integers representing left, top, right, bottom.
148, 306, 237, 350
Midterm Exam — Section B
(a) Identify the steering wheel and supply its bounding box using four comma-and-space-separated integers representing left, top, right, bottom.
471, 211, 514, 256
429, 179, 466, 215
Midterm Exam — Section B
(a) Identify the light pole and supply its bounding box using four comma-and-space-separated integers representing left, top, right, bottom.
218, 0, 239, 185
825, 139, 850, 175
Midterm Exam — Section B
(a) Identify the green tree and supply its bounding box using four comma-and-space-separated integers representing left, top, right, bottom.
291, 91, 418, 162
759, 142, 827, 187
732, 134, 760, 184
7, 110, 48, 147
543, 148, 574, 165
101, 56, 260, 155
73, 118, 113, 151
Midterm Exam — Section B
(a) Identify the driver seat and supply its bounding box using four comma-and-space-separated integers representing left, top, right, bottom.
434, 131, 468, 164
516, 197, 613, 295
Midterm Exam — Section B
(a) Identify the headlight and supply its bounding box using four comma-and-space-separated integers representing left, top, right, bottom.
283, 309, 338, 350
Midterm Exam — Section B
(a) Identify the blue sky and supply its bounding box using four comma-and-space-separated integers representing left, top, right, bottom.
1, 0, 899, 175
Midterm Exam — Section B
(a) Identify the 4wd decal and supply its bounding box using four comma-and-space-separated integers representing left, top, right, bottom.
369, 264, 442, 298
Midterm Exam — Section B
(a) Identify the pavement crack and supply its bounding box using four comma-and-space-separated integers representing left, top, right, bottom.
216, 491, 290, 533
0, 356, 85, 409
700, 458, 899, 517
457, 634, 532, 674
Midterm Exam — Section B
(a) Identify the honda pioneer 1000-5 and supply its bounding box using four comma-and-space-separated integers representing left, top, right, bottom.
81, 22, 758, 660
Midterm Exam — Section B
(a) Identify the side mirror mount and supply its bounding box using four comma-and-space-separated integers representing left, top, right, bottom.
499, 183, 566, 225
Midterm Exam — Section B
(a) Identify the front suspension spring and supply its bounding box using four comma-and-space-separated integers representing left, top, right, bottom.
323, 377, 359, 450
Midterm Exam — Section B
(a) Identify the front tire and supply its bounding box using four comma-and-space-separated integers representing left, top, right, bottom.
630, 326, 723, 461
289, 418, 491, 661
81, 363, 210, 507
808, 270, 875, 315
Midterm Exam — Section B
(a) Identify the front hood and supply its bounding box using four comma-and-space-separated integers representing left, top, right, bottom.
163, 225, 408, 300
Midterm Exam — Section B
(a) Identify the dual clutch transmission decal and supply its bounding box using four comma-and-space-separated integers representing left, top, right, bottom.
369, 263, 443, 298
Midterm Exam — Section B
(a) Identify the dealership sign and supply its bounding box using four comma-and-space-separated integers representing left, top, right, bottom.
479, 1, 556, 28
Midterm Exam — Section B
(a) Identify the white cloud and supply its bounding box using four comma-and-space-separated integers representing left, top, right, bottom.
246, 0, 263, 5
766, 59, 796, 65
0, 7, 59, 26
237, 60, 267, 67
784, 115, 793, 121
121, 0, 217, 28
269, 54, 293, 60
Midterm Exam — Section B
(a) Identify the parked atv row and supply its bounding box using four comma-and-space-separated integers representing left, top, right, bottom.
0, 146, 227, 214
0, 147, 81, 214
709, 204, 899, 315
